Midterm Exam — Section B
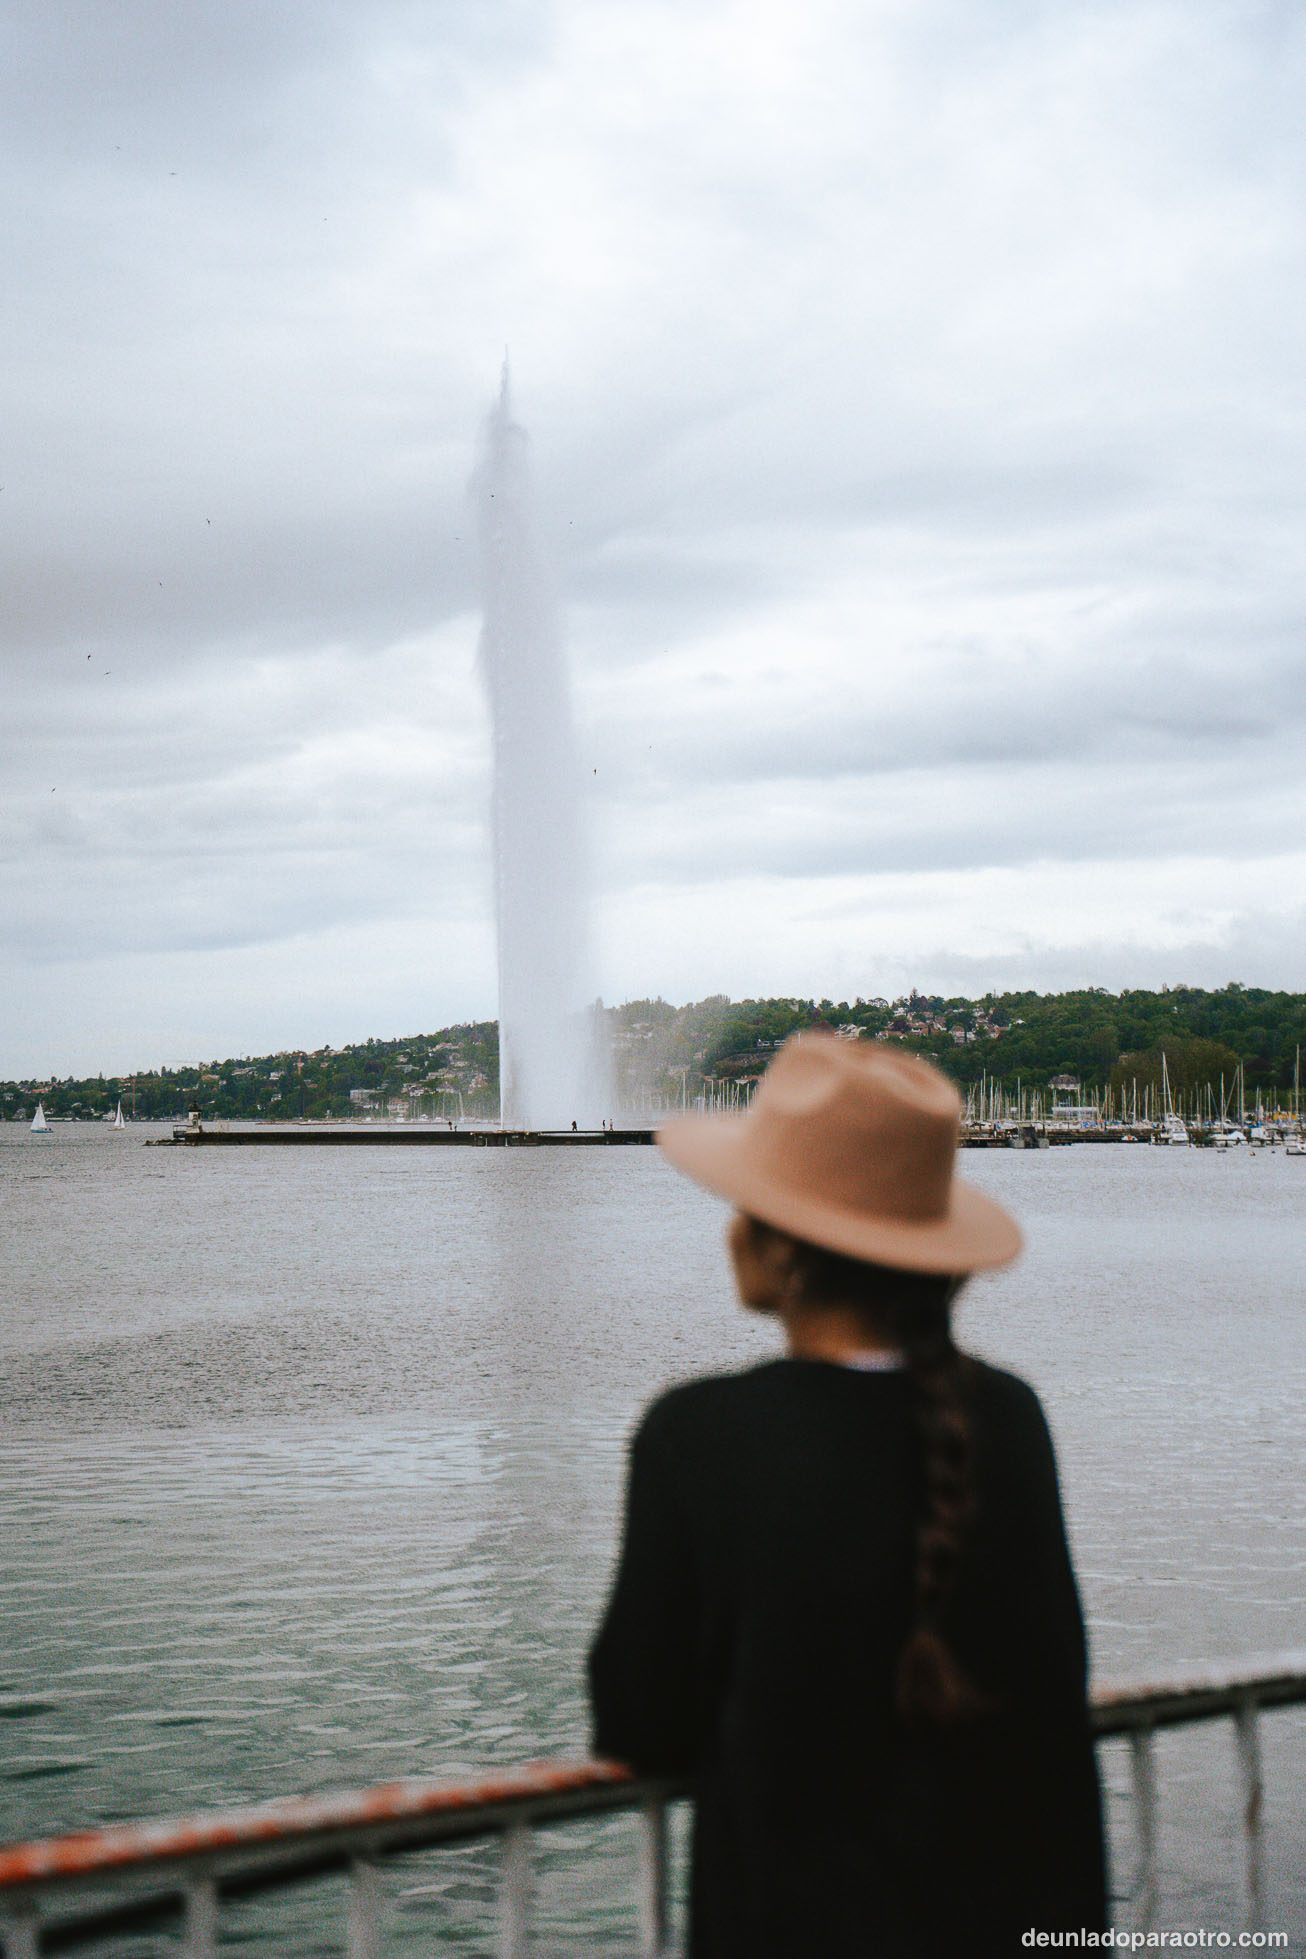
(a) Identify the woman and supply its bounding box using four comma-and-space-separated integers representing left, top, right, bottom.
589, 1034, 1107, 1958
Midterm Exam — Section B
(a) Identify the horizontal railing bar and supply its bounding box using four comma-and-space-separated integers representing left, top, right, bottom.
0, 1770, 693, 1932
1091, 1654, 1306, 1735
0, 1761, 638, 1893
20, 1787, 696, 1957
38, 1839, 375, 1944
216, 1779, 692, 1897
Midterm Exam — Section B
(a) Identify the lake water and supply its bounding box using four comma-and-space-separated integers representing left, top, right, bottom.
2, 1126, 1304, 1954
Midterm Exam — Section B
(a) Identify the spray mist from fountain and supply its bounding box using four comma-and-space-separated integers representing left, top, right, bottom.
474, 362, 609, 1129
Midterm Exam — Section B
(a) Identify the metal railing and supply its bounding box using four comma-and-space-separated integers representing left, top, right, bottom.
1090, 1653, 1306, 1939
0, 1760, 688, 1959
2, 1656, 1302, 1957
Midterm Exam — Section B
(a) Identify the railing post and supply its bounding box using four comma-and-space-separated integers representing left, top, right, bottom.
182, 1874, 218, 1959
1232, 1695, 1264, 1933
1, 1906, 40, 1959
499, 1818, 532, 1959
637, 1795, 669, 1958
347, 1857, 383, 1959
1128, 1725, 1159, 1932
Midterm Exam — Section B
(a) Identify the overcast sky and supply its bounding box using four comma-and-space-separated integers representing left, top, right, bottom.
5, 0, 1305, 1076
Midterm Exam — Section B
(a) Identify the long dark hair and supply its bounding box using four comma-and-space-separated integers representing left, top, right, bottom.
747, 1219, 988, 1729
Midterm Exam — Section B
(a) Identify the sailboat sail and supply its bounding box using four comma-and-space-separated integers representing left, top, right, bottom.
112, 1102, 126, 1128
30, 1101, 51, 1134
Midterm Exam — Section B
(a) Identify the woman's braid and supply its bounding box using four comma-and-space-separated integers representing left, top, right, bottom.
891, 1297, 988, 1728
775, 1227, 987, 1728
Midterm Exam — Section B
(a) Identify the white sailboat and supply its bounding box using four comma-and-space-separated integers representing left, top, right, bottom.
1157, 1053, 1189, 1146
111, 1101, 126, 1129
1288, 1049, 1306, 1154
30, 1101, 51, 1135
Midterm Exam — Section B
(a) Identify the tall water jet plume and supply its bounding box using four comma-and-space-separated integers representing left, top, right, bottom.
474, 362, 608, 1128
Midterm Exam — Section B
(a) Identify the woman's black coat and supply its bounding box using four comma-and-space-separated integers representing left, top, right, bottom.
589, 1356, 1107, 1958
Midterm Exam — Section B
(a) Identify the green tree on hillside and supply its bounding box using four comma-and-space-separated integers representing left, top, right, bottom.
1110, 1039, 1242, 1100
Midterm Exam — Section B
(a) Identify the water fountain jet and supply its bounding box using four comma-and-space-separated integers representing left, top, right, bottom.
474, 363, 608, 1129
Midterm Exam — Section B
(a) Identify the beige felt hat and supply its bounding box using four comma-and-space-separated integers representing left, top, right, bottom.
657, 1031, 1022, 1273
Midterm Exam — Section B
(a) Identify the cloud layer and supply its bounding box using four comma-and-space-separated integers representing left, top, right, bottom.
4, 0, 1305, 1072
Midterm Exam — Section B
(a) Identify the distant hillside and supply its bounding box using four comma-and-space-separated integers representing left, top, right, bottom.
613, 984, 1306, 1113
2, 1024, 499, 1123
6, 984, 1306, 1121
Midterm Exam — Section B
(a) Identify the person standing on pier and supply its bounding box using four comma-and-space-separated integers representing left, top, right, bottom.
590, 1034, 1106, 1958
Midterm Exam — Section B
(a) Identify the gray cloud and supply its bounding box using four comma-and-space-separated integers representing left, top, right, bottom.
596, 756, 1306, 889
4, 0, 1306, 1071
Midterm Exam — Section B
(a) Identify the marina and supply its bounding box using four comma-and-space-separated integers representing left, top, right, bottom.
960, 1119, 1306, 1148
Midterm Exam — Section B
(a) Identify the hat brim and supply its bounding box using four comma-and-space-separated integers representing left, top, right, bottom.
657, 1112, 1022, 1274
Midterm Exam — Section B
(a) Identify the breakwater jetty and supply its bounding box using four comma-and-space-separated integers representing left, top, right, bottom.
159, 1121, 654, 1147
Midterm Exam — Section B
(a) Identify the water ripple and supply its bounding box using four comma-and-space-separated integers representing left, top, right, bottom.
1, 1133, 1303, 1949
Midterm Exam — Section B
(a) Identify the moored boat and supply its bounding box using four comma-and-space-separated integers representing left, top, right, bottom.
1157, 1054, 1189, 1145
